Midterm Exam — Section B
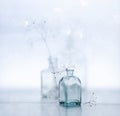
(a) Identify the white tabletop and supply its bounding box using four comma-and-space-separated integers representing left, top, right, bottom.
0, 102, 120, 116
0, 89, 120, 116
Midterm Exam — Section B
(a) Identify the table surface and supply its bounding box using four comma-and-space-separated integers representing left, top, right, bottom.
0, 89, 120, 116
0, 102, 120, 116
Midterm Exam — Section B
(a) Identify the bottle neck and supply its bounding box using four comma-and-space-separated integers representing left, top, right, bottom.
66, 69, 74, 77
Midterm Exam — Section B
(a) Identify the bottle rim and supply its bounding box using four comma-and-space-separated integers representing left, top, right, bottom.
66, 68, 74, 72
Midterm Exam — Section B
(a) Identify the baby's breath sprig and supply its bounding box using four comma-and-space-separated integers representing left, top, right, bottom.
84, 92, 97, 107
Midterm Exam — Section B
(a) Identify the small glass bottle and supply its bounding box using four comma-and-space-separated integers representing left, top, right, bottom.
59, 69, 82, 107
41, 57, 58, 99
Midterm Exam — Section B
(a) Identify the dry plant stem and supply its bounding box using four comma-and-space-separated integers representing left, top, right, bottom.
33, 21, 55, 73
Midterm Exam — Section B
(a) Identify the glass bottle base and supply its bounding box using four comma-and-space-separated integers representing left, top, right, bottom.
59, 100, 81, 107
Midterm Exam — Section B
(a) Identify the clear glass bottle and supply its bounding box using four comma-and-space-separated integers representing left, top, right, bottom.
59, 69, 82, 107
41, 57, 58, 99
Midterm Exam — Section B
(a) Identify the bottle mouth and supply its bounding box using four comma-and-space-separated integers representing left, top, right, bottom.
66, 68, 74, 76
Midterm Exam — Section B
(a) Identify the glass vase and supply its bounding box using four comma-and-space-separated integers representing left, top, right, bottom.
59, 68, 82, 107
41, 57, 58, 100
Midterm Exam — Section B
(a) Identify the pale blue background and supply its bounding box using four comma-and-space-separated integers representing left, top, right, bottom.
0, 0, 120, 90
